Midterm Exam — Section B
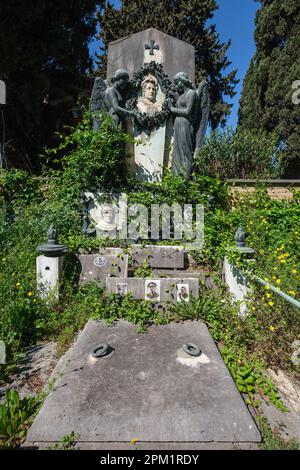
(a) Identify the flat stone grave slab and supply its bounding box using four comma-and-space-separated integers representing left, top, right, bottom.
106, 277, 199, 302
77, 254, 128, 284
131, 245, 185, 269
26, 320, 260, 445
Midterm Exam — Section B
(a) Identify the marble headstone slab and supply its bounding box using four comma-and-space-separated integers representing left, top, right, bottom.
106, 277, 199, 303
131, 245, 185, 269
107, 28, 195, 83
78, 254, 128, 285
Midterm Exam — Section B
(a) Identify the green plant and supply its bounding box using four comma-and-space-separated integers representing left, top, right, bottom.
133, 260, 153, 278
259, 417, 299, 450
92, 291, 168, 333
197, 127, 284, 179
50, 431, 80, 450
0, 389, 42, 448
44, 111, 133, 204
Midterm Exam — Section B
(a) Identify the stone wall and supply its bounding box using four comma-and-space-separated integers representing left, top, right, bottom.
227, 179, 300, 201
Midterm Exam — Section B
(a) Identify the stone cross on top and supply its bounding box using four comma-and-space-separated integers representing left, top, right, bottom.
145, 39, 159, 55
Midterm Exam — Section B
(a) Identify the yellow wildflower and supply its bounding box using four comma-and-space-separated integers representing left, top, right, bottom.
252, 307, 256, 311
275, 279, 281, 285
266, 293, 272, 298
265, 285, 270, 290
280, 259, 286, 264
273, 267, 278, 271
27, 291, 33, 297
130, 438, 138, 445
292, 269, 297, 274
2, 257, 6, 262
288, 290, 296, 297
16, 282, 21, 287
268, 301, 274, 307
269, 325, 275, 331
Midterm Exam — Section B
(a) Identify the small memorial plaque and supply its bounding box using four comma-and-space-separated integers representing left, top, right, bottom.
93, 256, 107, 268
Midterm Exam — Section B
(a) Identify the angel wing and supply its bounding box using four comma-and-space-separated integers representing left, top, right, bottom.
193, 80, 210, 159
90, 77, 109, 130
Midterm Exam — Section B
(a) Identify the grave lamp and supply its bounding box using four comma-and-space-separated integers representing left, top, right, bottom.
234, 226, 255, 256
37, 224, 67, 257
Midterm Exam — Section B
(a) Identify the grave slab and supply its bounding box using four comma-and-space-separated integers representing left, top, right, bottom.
26, 320, 260, 445
77, 254, 128, 284
131, 245, 185, 269
106, 277, 199, 302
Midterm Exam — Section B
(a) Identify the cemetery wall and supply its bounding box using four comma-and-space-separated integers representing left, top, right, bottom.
227, 179, 300, 201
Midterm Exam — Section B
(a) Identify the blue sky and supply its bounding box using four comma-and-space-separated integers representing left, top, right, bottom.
89, 0, 259, 128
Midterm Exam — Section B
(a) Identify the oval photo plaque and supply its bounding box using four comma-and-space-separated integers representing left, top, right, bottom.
94, 256, 107, 268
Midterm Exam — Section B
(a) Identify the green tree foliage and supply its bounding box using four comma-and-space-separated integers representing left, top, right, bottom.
238, 0, 300, 177
0, 1, 99, 171
96, 0, 238, 128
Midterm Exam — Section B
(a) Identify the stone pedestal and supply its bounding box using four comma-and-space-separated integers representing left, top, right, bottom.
36, 255, 64, 300
223, 257, 253, 317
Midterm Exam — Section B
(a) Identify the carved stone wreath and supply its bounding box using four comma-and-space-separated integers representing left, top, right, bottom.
126, 62, 176, 132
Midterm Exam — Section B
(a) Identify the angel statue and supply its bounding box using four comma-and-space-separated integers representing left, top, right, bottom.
90, 69, 135, 130
169, 72, 210, 179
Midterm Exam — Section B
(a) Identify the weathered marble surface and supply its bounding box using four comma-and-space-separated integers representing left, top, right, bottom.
107, 28, 195, 83
36, 255, 64, 299
26, 320, 261, 444
131, 245, 185, 269
77, 254, 128, 284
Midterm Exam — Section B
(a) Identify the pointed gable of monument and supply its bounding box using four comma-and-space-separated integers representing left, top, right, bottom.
107, 28, 195, 83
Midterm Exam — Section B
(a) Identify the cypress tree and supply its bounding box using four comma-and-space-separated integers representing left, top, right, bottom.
239, 0, 300, 177
96, 0, 238, 129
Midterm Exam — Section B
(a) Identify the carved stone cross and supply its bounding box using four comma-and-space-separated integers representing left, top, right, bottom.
145, 39, 160, 55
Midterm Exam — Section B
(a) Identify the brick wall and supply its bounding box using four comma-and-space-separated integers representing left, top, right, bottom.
227, 180, 300, 201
